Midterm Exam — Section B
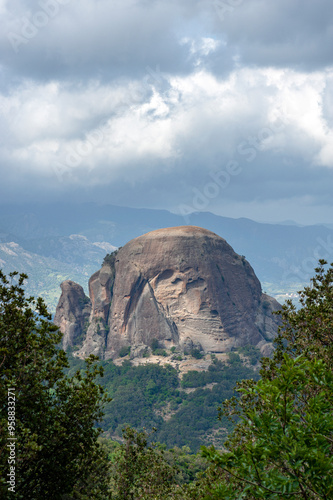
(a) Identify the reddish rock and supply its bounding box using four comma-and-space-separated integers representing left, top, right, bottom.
55, 226, 281, 359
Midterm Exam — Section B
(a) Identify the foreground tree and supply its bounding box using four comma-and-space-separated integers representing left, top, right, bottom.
110, 427, 178, 499
197, 260, 333, 499
202, 355, 333, 498
0, 271, 111, 499
265, 259, 333, 369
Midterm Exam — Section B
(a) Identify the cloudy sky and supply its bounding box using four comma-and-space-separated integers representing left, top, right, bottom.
0, 0, 333, 224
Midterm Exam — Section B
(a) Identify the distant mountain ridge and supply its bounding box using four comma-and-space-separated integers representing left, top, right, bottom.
1, 202, 333, 311
0, 235, 116, 310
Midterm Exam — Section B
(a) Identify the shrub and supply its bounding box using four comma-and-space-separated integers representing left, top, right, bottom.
119, 346, 131, 358
191, 349, 204, 359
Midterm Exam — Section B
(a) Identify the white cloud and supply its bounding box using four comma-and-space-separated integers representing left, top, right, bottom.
180, 36, 221, 67
1, 66, 333, 187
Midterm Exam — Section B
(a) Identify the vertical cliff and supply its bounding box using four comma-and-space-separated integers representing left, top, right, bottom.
53, 280, 91, 351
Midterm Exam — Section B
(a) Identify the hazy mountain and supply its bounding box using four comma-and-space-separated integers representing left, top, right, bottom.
0, 235, 116, 311
1, 202, 332, 311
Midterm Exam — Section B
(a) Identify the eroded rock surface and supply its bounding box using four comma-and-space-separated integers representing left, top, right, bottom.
54, 280, 91, 351
75, 264, 115, 358
55, 226, 281, 359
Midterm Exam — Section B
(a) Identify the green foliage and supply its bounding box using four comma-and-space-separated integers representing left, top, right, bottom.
156, 359, 258, 451
163, 445, 209, 485
150, 338, 160, 350
191, 348, 204, 359
181, 371, 207, 388
119, 345, 131, 357
64, 352, 258, 452
227, 352, 241, 364
153, 348, 169, 356
198, 261, 333, 499
265, 259, 333, 370
172, 355, 183, 361
148, 338, 169, 356
110, 427, 177, 499
203, 355, 333, 498
103, 248, 120, 269
5, 261, 333, 497
0, 271, 111, 499
105, 428, 210, 498
97, 362, 180, 438
181, 356, 256, 389
238, 344, 262, 365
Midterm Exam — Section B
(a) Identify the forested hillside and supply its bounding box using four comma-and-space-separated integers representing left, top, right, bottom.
67, 351, 260, 451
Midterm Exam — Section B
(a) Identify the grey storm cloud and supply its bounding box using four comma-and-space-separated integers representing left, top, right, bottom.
0, 0, 333, 224
1, 0, 332, 81
210, 0, 333, 70
1, 0, 209, 81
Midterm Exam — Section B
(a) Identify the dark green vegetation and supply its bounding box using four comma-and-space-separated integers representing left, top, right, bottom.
203, 355, 333, 498
67, 351, 259, 452
103, 248, 121, 268
149, 337, 169, 356
0, 271, 111, 499
99, 427, 209, 499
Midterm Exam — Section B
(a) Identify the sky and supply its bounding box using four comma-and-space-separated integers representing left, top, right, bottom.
0, 0, 333, 225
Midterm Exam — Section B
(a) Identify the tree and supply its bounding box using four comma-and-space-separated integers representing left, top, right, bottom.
202, 355, 333, 499
110, 426, 177, 499
263, 259, 333, 370
198, 260, 333, 499
0, 271, 111, 499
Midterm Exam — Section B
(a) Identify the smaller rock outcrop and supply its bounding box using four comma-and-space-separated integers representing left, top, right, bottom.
54, 281, 91, 351
75, 263, 115, 358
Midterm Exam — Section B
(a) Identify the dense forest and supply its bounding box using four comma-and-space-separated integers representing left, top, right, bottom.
1, 260, 333, 498
66, 350, 259, 452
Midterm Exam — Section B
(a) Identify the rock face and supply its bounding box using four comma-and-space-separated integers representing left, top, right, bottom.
54, 280, 91, 351
75, 264, 115, 358
54, 226, 281, 359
